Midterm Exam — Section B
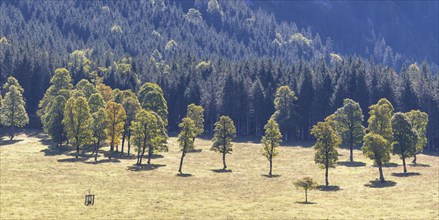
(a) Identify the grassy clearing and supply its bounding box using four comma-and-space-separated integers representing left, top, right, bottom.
1, 132, 438, 219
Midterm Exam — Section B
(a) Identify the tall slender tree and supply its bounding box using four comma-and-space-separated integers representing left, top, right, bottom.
367, 98, 394, 145
333, 99, 365, 162
91, 108, 109, 162
211, 116, 236, 170
62, 97, 93, 159
121, 96, 141, 156
261, 119, 282, 176
391, 113, 417, 173
177, 117, 196, 174
138, 82, 168, 126
105, 101, 126, 160
43, 95, 67, 146
405, 110, 428, 164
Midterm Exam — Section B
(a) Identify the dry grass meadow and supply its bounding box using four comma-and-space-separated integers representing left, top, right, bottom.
1, 131, 438, 219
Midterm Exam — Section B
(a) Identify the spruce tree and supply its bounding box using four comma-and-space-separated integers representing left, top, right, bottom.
211, 116, 236, 170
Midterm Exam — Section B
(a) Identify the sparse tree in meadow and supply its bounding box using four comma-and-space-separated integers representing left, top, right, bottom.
138, 82, 168, 126
211, 116, 236, 170
405, 110, 428, 164
91, 108, 109, 162
105, 101, 126, 160
63, 97, 93, 159
1, 84, 29, 140
186, 103, 204, 142
333, 99, 365, 162
271, 86, 297, 141
362, 133, 391, 183
391, 113, 417, 173
294, 177, 318, 203
261, 119, 282, 176
88, 93, 106, 114
177, 117, 196, 174
43, 95, 67, 147
311, 122, 341, 186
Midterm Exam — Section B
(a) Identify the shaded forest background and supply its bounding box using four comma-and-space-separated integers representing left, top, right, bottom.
0, 0, 438, 148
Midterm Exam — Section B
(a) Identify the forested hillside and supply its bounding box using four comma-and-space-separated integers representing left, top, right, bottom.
0, 0, 438, 148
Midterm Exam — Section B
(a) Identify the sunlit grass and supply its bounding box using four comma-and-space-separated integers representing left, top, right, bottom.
1, 132, 438, 219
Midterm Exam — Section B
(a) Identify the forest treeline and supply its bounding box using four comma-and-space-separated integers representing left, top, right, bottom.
0, 0, 438, 148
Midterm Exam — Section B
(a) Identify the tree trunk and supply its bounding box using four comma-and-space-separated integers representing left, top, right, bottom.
269, 157, 272, 176
95, 138, 100, 163
349, 142, 353, 162
412, 154, 417, 164
378, 162, 385, 183
402, 157, 407, 173
305, 189, 308, 203
325, 164, 329, 186
147, 144, 153, 165
75, 137, 79, 159
127, 132, 131, 156
121, 133, 126, 155
136, 148, 141, 165
139, 146, 146, 165
178, 150, 185, 174
222, 147, 227, 170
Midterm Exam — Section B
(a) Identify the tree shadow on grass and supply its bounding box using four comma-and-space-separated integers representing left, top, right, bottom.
187, 149, 203, 153
391, 172, 421, 177
295, 201, 317, 205
40, 146, 71, 156
57, 157, 91, 163
337, 161, 366, 167
373, 162, 398, 168
0, 139, 23, 146
409, 163, 430, 167
261, 174, 281, 178
211, 169, 232, 173
364, 180, 397, 188
127, 164, 166, 171
176, 173, 192, 177
317, 185, 341, 191
83, 158, 121, 164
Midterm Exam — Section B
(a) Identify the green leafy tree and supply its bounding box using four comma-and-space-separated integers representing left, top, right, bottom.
38, 68, 73, 120
271, 85, 297, 141
1, 85, 29, 140
362, 133, 391, 183
333, 99, 366, 162
211, 116, 236, 170
311, 122, 341, 186
186, 103, 205, 141
177, 117, 196, 174
105, 101, 126, 160
294, 177, 318, 203
88, 93, 106, 114
76, 79, 97, 99
261, 119, 282, 176
91, 108, 109, 162
391, 113, 417, 173
43, 95, 67, 147
97, 83, 113, 102
405, 110, 428, 164
62, 97, 93, 158
367, 98, 394, 145
138, 82, 168, 126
